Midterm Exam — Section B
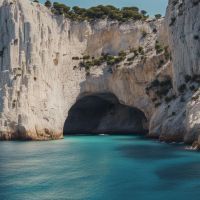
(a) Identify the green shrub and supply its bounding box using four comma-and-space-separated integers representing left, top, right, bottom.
148, 78, 172, 98
79, 61, 92, 69
122, 7, 139, 12
184, 75, 192, 83
72, 6, 87, 16
107, 55, 125, 65
44, 0, 51, 8
77, 50, 129, 69
49, 3, 148, 22
159, 79, 172, 87
155, 14, 162, 19
164, 46, 170, 60
178, 84, 186, 93
114, 56, 126, 63
53, 2, 70, 15
138, 46, 144, 55
129, 48, 138, 55
140, 10, 147, 16
150, 79, 160, 87
83, 55, 90, 60
118, 50, 126, 57
93, 59, 103, 66
155, 41, 164, 54
107, 58, 116, 65
72, 56, 79, 60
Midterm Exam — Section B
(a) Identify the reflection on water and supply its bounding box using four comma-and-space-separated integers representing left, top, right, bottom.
0, 135, 200, 200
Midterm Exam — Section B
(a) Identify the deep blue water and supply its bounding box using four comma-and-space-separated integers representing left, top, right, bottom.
0, 135, 200, 200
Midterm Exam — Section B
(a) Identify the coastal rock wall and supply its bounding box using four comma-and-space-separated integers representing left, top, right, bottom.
0, 0, 166, 140
0, 0, 86, 139
0, 0, 199, 146
147, 0, 200, 146
166, 0, 200, 89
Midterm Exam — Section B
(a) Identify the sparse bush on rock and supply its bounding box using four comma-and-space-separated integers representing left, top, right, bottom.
178, 84, 186, 93
44, 0, 51, 8
155, 14, 162, 19
155, 41, 164, 54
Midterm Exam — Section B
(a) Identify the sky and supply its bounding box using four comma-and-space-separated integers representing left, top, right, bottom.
40, 0, 168, 16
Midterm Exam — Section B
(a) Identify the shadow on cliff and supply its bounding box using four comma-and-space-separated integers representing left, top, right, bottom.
63, 68, 148, 135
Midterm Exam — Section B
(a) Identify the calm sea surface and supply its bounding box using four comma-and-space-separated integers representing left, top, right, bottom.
0, 135, 200, 200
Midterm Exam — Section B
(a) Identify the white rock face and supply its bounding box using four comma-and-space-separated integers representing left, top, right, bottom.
186, 91, 200, 143
0, 0, 167, 140
166, 0, 200, 89
164, 0, 200, 144
0, 0, 199, 145
0, 0, 87, 139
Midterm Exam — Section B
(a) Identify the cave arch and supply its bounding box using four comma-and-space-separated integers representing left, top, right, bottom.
63, 93, 148, 135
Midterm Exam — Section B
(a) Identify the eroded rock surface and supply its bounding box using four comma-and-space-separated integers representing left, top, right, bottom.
64, 93, 147, 134
146, 0, 200, 146
0, 0, 199, 146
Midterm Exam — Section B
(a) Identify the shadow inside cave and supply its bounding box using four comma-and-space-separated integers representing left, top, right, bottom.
63, 93, 148, 135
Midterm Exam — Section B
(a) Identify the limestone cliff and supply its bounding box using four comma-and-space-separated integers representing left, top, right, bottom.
155, 0, 200, 146
148, 0, 200, 148
0, 0, 199, 147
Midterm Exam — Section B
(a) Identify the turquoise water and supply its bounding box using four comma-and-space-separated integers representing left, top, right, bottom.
0, 135, 200, 200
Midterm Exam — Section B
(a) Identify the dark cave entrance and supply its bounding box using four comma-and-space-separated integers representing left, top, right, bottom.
63, 93, 148, 135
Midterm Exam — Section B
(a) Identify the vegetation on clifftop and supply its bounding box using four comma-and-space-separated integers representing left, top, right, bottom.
35, 1, 150, 22
72, 45, 150, 75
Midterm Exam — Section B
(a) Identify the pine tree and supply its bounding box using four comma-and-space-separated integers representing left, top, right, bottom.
155, 14, 162, 19
45, 0, 51, 9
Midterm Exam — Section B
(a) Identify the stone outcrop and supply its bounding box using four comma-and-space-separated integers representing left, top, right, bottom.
166, 0, 200, 89
148, 0, 200, 147
0, 0, 199, 147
